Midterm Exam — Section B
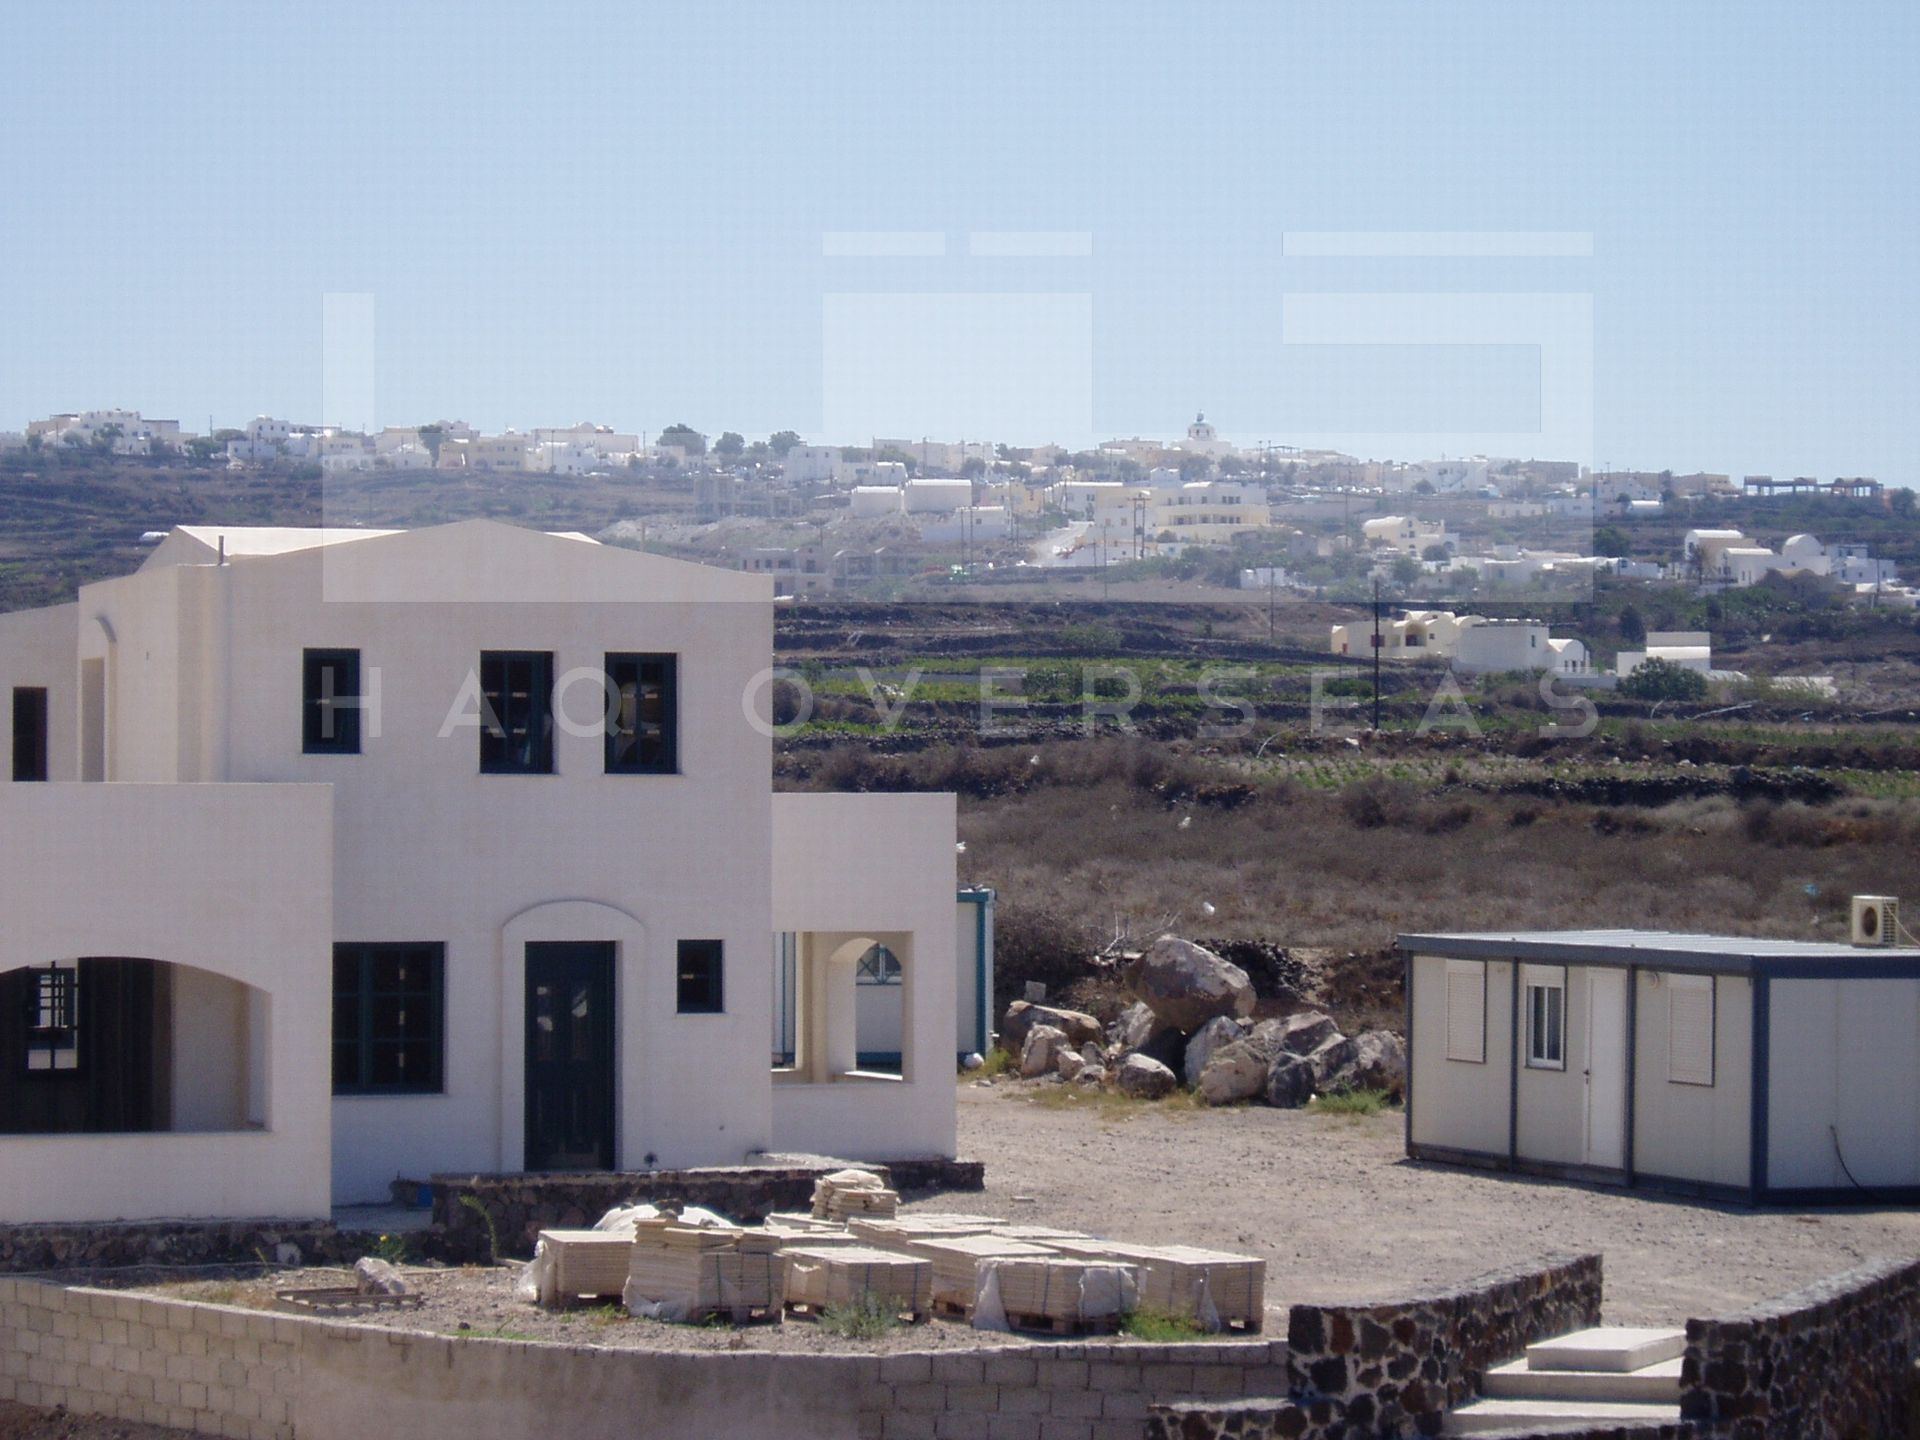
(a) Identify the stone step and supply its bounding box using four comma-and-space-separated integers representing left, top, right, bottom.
1443, 1398, 1685, 1435
1526, 1326, 1687, 1373
1484, 1355, 1683, 1403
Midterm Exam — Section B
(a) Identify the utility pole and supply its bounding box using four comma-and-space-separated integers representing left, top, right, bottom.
1267, 566, 1276, 645
1371, 577, 1383, 732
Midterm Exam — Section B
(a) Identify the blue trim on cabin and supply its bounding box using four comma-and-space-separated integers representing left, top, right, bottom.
958, 886, 995, 1057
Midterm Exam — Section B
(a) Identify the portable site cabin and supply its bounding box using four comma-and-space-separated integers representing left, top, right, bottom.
1401, 914, 1920, 1203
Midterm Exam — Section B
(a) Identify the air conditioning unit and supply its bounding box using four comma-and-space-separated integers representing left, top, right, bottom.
1851, 895, 1899, 947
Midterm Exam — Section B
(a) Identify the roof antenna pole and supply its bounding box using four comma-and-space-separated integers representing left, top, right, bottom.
1372, 576, 1382, 732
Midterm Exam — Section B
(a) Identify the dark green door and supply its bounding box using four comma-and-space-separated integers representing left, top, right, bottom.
524, 942, 615, 1171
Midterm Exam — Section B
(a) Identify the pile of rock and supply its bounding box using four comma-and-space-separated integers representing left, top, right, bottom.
1002, 937, 1405, 1110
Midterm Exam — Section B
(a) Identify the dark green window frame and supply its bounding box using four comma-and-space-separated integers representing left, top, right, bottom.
302, 649, 361, 755
604, 653, 678, 774
676, 939, 724, 1014
332, 943, 445, 1095
12, 687, 49, 781
479, 651, 554, 774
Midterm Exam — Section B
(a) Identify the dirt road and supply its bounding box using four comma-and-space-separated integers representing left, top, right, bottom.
954, 1081, 1920, 1326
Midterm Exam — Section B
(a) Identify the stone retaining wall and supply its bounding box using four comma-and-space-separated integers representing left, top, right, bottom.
0, 1275, 1280, 1440
0, 1221, 368, 1275
431, 1159, 984, 1261
1679, 1253, 1920, 1440
1149, 1254, 1602, 1440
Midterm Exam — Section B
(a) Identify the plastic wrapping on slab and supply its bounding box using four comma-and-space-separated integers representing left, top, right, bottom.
1193, 1272, 1222, 1334
972, 1261, 1010, 1332
593, 1204, 661, 1232
515, 1237, 552, 1306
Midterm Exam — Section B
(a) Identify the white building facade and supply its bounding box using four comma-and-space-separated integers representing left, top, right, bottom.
0, 521, 964, 1222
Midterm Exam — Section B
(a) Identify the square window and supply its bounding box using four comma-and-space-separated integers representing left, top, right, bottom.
1522, 965, 1566, 1070
676, 939, 724, 1014
479, 651, 554, 774
604, 654, 678, 774
333, 943, 444, 1094
303, 649, 361, 754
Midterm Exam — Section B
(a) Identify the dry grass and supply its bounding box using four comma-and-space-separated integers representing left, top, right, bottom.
790, 734, 1920, 1024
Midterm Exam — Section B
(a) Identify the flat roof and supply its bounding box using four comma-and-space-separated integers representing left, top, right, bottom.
1399, 928, 1920, 978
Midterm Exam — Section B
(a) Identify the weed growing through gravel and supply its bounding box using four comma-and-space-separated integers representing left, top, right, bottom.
818, 1294, 902, 1340
1120, 1305, 1208, 1341
1309, 1088, 1393, 1118
1022, 1084, 1205, 1120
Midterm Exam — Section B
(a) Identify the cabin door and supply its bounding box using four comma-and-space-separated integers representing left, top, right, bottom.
523, 942, 616, 1171
1583, 968, 1628, 1170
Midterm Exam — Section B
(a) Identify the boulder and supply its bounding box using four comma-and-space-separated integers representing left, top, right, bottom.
1080, 1042, 1105, 1069
1128, 938, 1256, 1034
1264, 1054, 1316, 1109
1347, 1030, 1409, 1098
1108, 1000, 1163, 1053
1055, 1048, 1088, 1083
1002, 1001, 1104, 1055
1115, 1053, 1178, 1100
354, 1257, 408, 1296
1196, 1040, 1271, 1106
1271, 1009, 1341, 1057
1183, 1015, 1248, 1087
1305, 1035, 1359, 1091
1020, 1024, 1070, 1079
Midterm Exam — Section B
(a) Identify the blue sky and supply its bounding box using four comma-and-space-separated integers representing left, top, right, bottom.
2, 1, 1915, 479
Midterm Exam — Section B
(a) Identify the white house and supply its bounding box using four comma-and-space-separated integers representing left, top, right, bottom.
1616, 631, 1713, 680
1362, 515, 1448, 554
1403, 919, 1920, 1202
0, 521, 965, 1223
784, 445, 841, 485
1329, 611, 1589, 675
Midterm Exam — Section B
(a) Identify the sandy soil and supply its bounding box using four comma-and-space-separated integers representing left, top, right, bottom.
955, 1080, 1920, 1325
135, 1266, 1030, 1354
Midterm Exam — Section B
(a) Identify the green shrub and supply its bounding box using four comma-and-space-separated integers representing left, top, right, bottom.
1120, 1305, 1208, 1340
819, 1293, 902, 1340
1310, 1088, 1391, 1117
1619, 657, 1708, 702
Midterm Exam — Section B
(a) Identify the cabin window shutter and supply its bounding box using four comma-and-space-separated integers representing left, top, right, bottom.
1445, 960, 1487, 1064
1667, 975, 1715, 1086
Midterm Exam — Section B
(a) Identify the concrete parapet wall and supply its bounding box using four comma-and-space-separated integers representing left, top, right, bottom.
0, 1275, 1281, 1440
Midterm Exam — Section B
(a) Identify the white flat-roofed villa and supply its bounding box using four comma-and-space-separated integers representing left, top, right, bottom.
0, 520, 979, 1224
1401, 912, 1920, 1203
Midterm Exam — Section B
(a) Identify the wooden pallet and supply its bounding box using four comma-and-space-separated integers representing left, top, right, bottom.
930, 1296, 972, 1323
782, 1299, 928, 1326
1003, 1308, 1120, 1337
686, 1303, 781, 1326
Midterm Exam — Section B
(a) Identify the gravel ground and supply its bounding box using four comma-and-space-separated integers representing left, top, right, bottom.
956, 1079, 1920, 1325
0, 1400, 203, 1440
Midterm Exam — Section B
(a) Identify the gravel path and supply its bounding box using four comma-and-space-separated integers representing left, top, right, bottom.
956, 1080, 1920, 1325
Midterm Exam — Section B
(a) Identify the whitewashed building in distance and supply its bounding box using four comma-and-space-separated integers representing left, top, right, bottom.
0, 521, 972, 1223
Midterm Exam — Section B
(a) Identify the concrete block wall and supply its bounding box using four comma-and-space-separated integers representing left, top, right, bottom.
0, 1276, 1286, 1440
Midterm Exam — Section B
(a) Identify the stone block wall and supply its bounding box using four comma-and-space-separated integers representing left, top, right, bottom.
0, 1220, 367, 1275
0, 1275, 1282, 1440
1680, 1253, 1920, 1440
1149, 1254, 1602, 1440
432, 1159, 984, 1262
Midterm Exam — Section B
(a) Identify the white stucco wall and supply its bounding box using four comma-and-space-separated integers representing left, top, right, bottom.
771, 792, 959, 1160
1408, 954, 1514, 1157
1768, 977, 1920, 1190
1632, 970, 1751, 1190
0, 783, 333, 1222
0, 602, 79, 781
